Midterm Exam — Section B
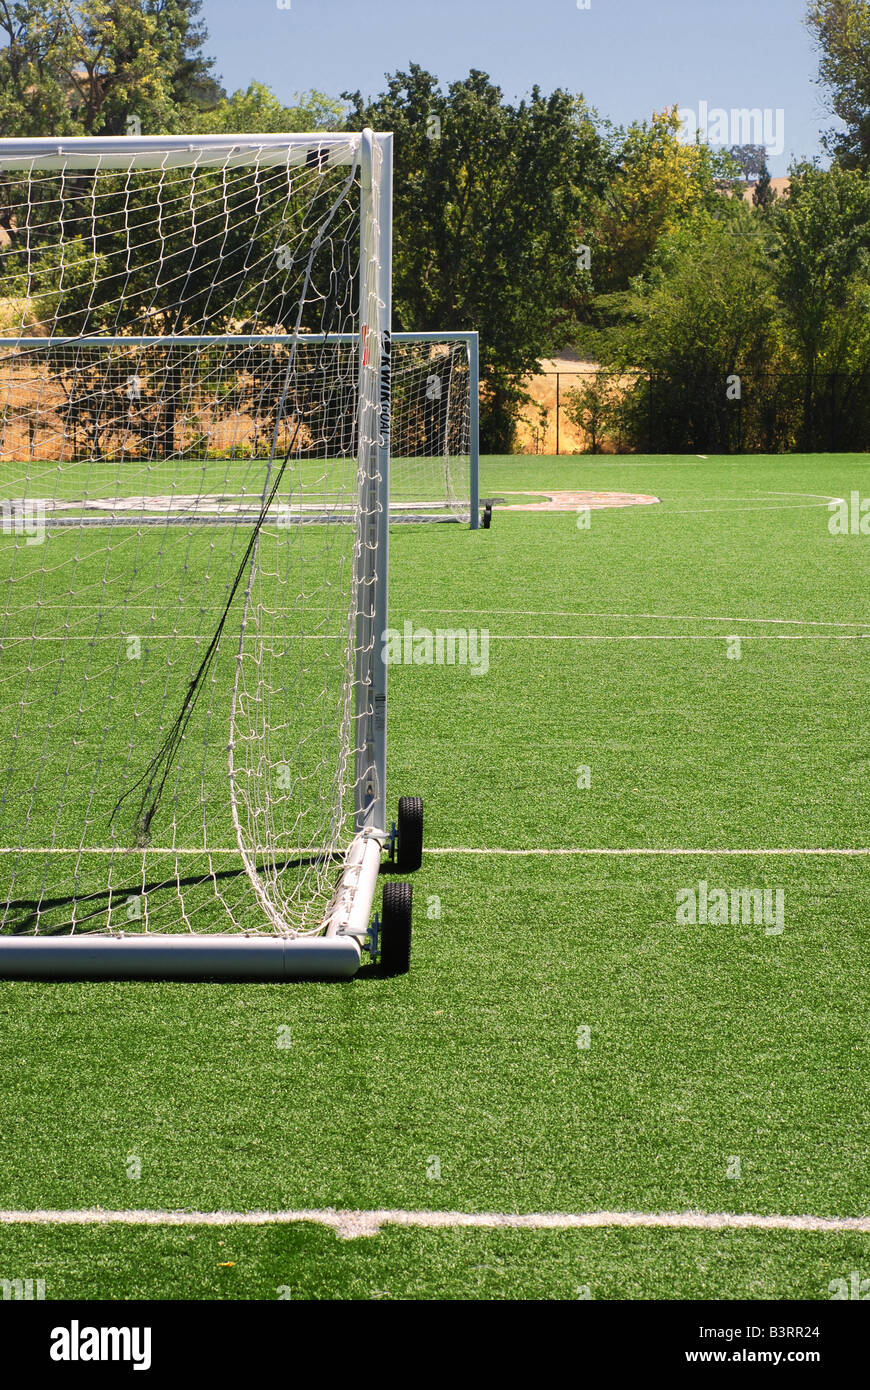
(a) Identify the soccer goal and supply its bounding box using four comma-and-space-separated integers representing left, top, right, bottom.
390, 330, 479, 526
0, 130, 423, 980
0, 329, 479, 524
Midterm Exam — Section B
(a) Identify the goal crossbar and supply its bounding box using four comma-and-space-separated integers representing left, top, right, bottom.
0, 134, 360, 170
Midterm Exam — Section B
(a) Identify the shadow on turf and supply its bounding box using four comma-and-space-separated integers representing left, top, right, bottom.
0, 856, 322, 937
0, 863, 405, 982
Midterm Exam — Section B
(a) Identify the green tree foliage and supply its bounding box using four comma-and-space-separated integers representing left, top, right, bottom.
188, 82, 343, 135
563, 370, 620, 453
753, 164, 776, 211
773, 162, 870, 368
808, 0, 870, 170
0, 6, 353, 337
729, 143, 768, 180
343, 65, 608, 451
587, 164, 870, 452
647, 211, 779, 363
0, 0, 219, 136
771, 161, 870, 443
605, 205, 783, 450
2, 154, 359, 336
591, 107, 731, 291
0, 0, 78, 135
0, 2, 340, 139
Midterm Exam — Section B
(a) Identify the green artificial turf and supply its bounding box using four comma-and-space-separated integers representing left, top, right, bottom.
0, 453, 868, 1299
1, 1223, 867, 1300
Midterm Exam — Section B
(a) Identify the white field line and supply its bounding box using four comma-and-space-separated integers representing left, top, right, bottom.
648, 495, 835, 504
14, 604, 870, 629
487, 634, 870, 641
416, 608, 870, 628
423, 847, 870, 857
665, 490, 841, 516
9, 633, 870, 642
3, 634, 347, 642
2, 846, 870, 858
667, 504, 835, 515
0, 1208, 866, 1240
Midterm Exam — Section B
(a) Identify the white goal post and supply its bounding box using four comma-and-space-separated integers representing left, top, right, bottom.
0, 130, 413, 979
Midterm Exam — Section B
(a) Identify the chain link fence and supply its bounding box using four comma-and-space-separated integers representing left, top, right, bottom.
521, 369, 870, 455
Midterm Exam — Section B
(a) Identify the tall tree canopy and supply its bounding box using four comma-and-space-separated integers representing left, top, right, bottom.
808, 0, 870, 170
0, 0, 219, 136
592, 107, 731, 291
188, 81, 343, 135
772, 161, 870, 376
344, 65, 609, 450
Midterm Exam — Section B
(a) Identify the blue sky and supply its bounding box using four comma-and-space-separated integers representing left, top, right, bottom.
201, 0, 833, 175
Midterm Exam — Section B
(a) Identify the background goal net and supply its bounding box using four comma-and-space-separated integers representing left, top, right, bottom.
0, 331, 478, 525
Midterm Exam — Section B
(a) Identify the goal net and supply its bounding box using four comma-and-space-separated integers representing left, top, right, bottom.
390, 332, 477, 524
0, 332, 476, 517
0, 132, 394, 978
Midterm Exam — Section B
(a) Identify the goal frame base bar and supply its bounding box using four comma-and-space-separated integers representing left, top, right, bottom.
0, 831, 384, 981
0, 933, 362, 981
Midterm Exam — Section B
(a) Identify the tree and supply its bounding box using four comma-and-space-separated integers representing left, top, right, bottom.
773, 163, 870, 362
564, 371, 619, 453
729, 143, 768, 181
772, 161, 870, 442
0, 0, 220, 137
753, 164, 776, 211
188, 82, 344, 134
343, 65, 608, 451
0, 0, 81, 135
592, 106, 731, 291
635, 206, 780, 369
808, 0, 870, 170
610, 205, 783, 450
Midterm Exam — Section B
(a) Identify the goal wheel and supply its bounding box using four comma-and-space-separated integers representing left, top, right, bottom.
380, 881, 412, 976
396, 795, 424, 872
482, 503, 492, 529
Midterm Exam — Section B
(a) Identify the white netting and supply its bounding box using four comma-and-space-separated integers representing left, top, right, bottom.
390, 338, 471, 520
0, 334, 470, 517
0, 137, 386, 939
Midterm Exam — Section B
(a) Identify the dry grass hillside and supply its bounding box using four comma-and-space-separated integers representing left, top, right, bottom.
515, 352, 641, 455
515, 352, 602, 454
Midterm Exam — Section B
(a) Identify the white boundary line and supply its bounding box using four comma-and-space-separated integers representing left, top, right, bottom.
9, 632, 870, 643
486, 634, 870, 641
0, 1208, 866, 1240
663, 489, 842, 517
424, 847, 870, 857
2, 846, 870, 857
416, 608, 870, 628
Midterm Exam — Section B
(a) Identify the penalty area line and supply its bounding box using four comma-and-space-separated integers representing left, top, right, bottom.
0, 1208, 867, 1240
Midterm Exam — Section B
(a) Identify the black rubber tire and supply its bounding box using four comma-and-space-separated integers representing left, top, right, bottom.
396, 795, 424, 872
482, 503, 492, 529
380, 880, 412, 976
